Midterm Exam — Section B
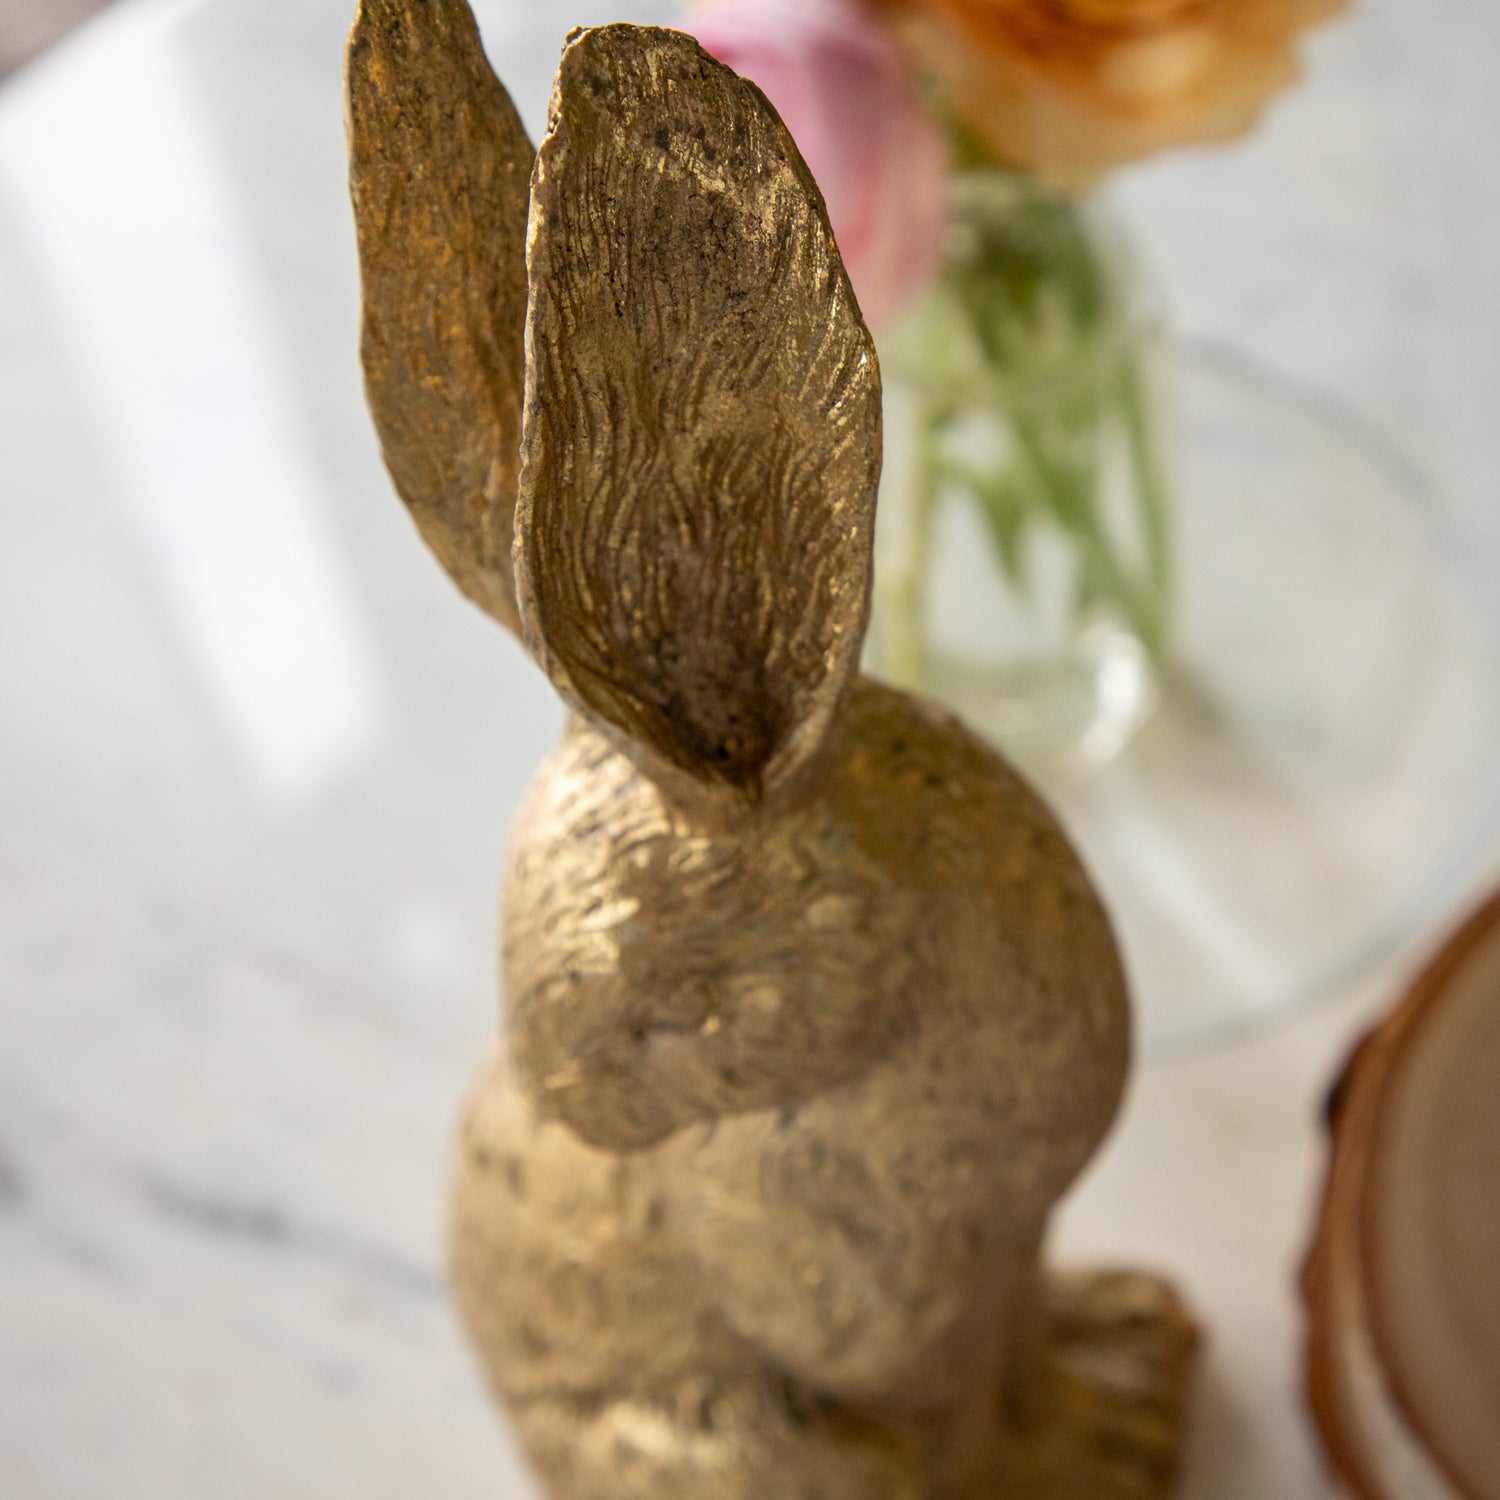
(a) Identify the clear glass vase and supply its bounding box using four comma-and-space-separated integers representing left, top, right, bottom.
867, 169, 1173, 775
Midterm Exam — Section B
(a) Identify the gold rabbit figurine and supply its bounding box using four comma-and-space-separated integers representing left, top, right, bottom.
347, 5, 1196, 1496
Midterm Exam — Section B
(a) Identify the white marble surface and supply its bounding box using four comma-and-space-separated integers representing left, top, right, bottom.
1, 1, 1498, 1496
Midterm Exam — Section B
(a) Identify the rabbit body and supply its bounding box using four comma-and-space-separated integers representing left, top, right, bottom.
450, 677, 1128, 1497
347, 9, 1189, 1493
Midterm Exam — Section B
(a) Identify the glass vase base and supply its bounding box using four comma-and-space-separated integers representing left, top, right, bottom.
922, 622, 1158, 779
1034, 347, 1500, 1055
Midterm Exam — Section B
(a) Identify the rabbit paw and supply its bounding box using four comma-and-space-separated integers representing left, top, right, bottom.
1013, 1269, 1199, 1500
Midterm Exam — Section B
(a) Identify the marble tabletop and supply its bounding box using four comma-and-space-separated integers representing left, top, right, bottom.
2, 0, 1498, 1495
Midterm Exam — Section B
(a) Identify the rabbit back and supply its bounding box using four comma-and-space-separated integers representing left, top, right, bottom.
485, 676, 1127, 1407
653, 679, 1129, 1402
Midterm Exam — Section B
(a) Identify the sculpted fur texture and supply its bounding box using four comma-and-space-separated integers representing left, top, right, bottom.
347, 6, 1195, 1496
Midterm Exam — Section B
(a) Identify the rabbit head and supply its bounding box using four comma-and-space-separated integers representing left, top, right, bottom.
349, 7, 934, 1151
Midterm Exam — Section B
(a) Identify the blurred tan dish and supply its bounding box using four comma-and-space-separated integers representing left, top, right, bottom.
346, 4, 1195, 1495
874, 0, 1346, 188
1304, 890, 1500, 1500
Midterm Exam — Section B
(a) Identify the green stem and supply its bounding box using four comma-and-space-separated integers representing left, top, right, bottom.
1009, 412, 1164, 662
1117, 345, 1173, 663
885, 394, 943, 687
875, 170, 1177, 686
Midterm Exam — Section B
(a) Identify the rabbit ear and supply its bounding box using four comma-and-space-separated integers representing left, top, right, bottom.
515, 25, 882, 812
346, 0, 532, 633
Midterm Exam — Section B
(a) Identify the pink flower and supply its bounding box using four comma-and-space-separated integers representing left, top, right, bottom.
684, 0, 949, 330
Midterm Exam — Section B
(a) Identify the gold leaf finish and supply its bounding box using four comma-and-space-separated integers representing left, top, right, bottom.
516, 27, 880, 812
458, 679, 1195, 1497
347, 12, 1196, 1497
346, 0, 532, 631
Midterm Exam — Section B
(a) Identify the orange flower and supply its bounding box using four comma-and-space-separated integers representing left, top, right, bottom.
872, 0, 1347, 188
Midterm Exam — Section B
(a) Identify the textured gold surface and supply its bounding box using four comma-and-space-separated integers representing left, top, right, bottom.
347, 10, 1195, 1496
347, 0, 532, 631
516, 28, 880, 815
